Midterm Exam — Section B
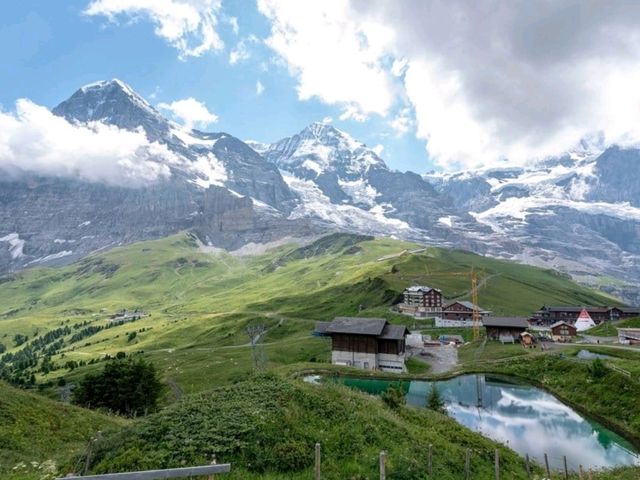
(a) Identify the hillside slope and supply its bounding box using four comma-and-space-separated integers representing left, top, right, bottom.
0, 233, 619, 392
85, 374, 535, 480
0, 381, 126, 479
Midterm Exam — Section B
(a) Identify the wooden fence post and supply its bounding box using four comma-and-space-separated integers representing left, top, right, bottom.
578, 464, 584, 480
563, 455, 568, 480
544, 453, 551, 479
428, 444, 432, 475
315, 443, 321, 480
207, 454, 217, 480
494, 449, 500, 480
379, 451, 386, 480
464, 449, 470, 480
525, 453, 531, 480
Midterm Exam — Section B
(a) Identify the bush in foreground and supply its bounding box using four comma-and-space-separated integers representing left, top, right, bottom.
73, 358, 163, 416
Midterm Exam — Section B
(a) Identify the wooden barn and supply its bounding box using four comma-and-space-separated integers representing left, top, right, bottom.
482, 317, 529, 343
314, 317, 409, 373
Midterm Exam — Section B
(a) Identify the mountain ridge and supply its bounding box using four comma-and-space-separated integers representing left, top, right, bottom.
1, 78, 639, 302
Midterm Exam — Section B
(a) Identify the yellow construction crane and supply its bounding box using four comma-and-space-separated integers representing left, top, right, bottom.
470, 267, 480, 341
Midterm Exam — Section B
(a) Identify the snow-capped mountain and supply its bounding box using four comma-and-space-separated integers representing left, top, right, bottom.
0, 80, 315, 273
423, 149, 640, 302
255, 122, 485, 242
1, 79, 639, 303
258, 124, 640, 303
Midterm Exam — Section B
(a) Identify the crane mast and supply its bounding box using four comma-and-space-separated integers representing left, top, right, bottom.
471, 268, 480, 341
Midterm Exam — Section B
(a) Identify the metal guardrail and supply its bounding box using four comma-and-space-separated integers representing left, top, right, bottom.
57, 464, 231, 480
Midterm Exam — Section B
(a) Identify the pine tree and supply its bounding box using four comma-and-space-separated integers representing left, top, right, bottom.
427, 382, 446, 414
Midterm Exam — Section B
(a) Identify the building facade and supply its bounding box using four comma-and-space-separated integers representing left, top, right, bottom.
482, 317, 529, 343
532, 306, 640, 325
315, 317, 409, 373
442, 301, 490, 321
550, 321, 577, 342
399, 286, 443, 317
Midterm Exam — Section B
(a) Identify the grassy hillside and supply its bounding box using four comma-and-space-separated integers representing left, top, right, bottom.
85, 374, 537, 480
586, 317, 640, 337
0, 232, 619, 393
0, 381, 126, 479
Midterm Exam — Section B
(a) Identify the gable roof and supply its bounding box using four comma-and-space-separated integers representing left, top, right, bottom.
404, 285, 442, 293
482, 317, 529, 328
444, 301, 475, 310
549, 321, 575, 329
326, 317, 387, 336
379, 324, 410, 340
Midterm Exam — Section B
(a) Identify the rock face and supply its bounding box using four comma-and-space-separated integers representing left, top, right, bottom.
1, 79, 640, 303
259, 125, 640, 303
0, 80, 309, 272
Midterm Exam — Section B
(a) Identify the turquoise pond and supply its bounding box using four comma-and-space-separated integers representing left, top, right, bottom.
308, 374, 639, 471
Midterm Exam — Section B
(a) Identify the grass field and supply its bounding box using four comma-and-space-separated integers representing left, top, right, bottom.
0, 381, 127, 479
0, 232, 619, 393
0, 232, 633, 478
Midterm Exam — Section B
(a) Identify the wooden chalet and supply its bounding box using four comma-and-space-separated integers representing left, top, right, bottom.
550, 321, 577, 342
482, 317, 529, 343
532, 306, 640, 325
442, 301, 490, 321
314, 317, 409, 373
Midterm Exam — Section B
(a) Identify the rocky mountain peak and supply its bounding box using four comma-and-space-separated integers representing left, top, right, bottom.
52, 78, 169, 141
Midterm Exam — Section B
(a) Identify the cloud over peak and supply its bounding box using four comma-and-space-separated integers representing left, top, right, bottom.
0, 99, 177, 186
259, 0, 640, 169
158, 97, 218, 129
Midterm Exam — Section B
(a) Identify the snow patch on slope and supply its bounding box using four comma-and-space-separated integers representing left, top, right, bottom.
191, 153, 228, 188
0, 233, 25, 259
283, 173, 410, 234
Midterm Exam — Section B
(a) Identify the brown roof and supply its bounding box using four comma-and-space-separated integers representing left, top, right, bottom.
482, 317, 529, 328
549, 321, 575, 329
326, 317, 387, 336
379, 324, 410, 340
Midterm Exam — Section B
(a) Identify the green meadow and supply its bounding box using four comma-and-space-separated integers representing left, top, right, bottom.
0, 232, 619, 392
2, 232, 636, 479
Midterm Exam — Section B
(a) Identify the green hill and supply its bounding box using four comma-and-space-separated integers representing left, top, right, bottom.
586, 317, 640, 337
0, 232, 619, 393
0, 381, 126, 479
84, 374, 535, 480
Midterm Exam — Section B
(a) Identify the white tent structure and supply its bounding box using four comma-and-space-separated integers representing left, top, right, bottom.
575, 308, 596, 332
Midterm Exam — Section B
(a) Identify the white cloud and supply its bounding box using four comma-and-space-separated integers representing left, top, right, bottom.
0, 99, 176, 186
157, 97, 218, 129
388, 107, 412, 136
84, 0, 223, 59
229, 39, 250, 65
256, 80, 265, 95
372, 144, 384, 156
258, 0, 394, 117
259, 0, 640, 170
322, 116, 333, 124
226, 15, 238, 35
339, 105, 367, 122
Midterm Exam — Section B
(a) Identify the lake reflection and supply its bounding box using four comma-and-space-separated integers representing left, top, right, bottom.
338, 374, 639, 471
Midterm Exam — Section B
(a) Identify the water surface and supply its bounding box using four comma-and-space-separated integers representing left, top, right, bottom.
331, 374, 639, 471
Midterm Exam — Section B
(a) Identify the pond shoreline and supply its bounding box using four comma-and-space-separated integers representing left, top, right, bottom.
293, 363, 640, 453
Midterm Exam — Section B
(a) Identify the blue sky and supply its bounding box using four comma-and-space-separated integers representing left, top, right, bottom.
2, 1, 639, 173
0, 0, 431, 173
